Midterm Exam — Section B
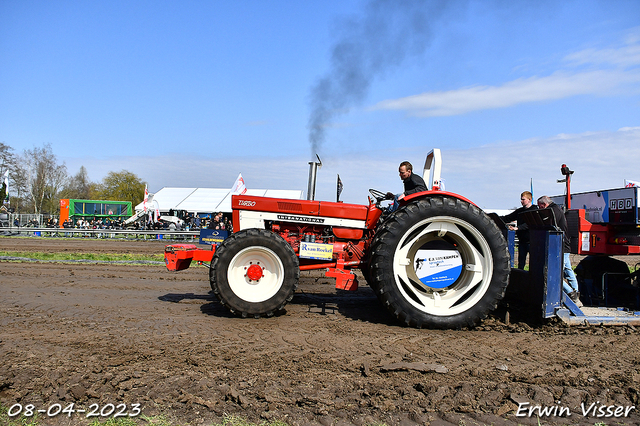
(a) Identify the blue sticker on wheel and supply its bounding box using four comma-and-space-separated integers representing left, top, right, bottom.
414, 242, 462, 289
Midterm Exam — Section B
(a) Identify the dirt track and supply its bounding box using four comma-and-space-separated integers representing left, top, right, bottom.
1, 236, 640, 426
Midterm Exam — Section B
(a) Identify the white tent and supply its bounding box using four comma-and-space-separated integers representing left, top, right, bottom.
134, 187, 304, 214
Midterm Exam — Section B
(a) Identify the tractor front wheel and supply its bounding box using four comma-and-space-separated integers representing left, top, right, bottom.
210, 228, 299, 318
369, 196, 510, 329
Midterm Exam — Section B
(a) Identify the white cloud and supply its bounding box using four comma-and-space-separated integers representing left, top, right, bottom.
564, 45, 640, 68
374, 70, 640, 116
564, 26, 640, 68
373, 29, 640, 117
63, 154, 312, 194
442, 127, 640, 209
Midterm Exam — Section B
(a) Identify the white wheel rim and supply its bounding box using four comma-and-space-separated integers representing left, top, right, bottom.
227, 246, 285, 303
392, 215, 493, 316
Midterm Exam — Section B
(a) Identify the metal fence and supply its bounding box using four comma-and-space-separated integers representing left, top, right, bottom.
0, 225, 200, 242
14, 213, 46, 226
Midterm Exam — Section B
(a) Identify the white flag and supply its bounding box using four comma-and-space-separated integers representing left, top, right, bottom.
2, 170, 8, 200
231, 173, 247, 195
143, 184, 148, 213
625, 179, 640, 188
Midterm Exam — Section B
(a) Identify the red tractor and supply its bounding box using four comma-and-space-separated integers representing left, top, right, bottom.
164, 150, 510, 329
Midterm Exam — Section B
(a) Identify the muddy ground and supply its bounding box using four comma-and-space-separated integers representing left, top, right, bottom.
1, 236, 640, 426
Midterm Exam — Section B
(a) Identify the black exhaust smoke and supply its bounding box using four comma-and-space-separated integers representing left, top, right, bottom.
307, 0, 457, 156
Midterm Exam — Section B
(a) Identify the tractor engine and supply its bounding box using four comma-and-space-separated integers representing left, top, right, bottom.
235, 201, 379, 291
270, 222, 371, 266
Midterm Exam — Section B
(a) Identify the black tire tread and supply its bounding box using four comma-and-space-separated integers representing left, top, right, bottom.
370, 196, 510, 329
210, 228, 299, 318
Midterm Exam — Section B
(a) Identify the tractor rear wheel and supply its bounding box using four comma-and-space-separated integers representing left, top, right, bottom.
210, 228, 299, 318
369, 196, 510, 329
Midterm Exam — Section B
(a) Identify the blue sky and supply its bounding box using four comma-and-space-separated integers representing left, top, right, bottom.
1, 0, 639, 210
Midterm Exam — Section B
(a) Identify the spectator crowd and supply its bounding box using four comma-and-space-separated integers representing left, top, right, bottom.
11, 211, 234, 233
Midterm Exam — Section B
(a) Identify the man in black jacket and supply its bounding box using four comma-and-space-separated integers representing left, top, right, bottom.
500, 191, 538, 269
387, 161, 427, 211
537, 195, 581, 303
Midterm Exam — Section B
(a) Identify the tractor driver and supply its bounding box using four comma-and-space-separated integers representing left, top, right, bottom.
386, 161, 427, 212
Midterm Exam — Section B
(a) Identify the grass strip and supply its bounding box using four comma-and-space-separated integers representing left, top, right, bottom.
0, 251, 164, 263
0, 404, 296, 426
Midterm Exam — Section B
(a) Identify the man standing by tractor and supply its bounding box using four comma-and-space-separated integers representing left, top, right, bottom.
500, 191, 537, 269
387, 161, 427, 211
537, 195, 581, 304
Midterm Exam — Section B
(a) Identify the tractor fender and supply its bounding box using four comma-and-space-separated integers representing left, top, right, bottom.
401, 190, 478, 208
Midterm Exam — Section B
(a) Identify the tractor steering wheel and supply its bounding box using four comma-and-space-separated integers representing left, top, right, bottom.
369, 189, 389, 207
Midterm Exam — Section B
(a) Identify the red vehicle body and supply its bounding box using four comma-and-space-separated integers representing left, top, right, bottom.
166, 190, 476, 289
164, 150, 510, 329
547, 164, 640, 308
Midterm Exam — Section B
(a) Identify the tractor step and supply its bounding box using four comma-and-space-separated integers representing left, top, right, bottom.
164, 244, 215, 271
326, 267, 358, 291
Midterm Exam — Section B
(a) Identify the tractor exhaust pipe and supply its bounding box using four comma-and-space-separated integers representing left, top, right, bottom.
307, 154, 322, 200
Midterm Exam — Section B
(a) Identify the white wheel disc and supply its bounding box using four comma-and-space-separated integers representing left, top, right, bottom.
227, 246, 285, 303
392, 215, 493, 316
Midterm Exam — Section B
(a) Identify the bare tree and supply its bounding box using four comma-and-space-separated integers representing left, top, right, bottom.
11, 161, 28, 213
21, 144, 68, 214
0, 143, 16, 205
44, 161, 68, 214
61, 166, 93, 200
0, 142, 15, 175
